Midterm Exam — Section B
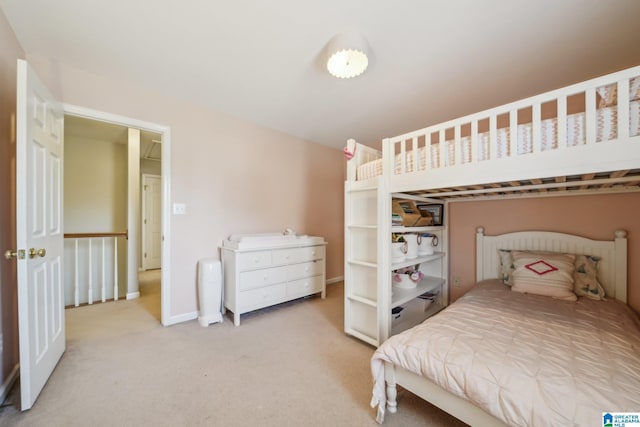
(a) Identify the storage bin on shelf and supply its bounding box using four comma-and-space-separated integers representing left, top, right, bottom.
392, 266, 423, 289
417, 289, 440, 311
392, 199, 433, 227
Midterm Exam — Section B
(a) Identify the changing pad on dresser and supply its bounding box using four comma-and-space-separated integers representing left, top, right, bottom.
223, 232, 324, 250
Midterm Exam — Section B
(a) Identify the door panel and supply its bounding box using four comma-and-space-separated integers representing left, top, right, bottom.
16, 59, 65, 410
142, 174, 161, 270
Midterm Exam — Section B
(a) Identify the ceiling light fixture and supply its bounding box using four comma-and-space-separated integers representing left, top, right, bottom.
326, 32, 369, 79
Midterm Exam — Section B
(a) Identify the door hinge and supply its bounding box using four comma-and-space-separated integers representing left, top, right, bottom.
144, 252, 147, 258
144, 219, 147, 224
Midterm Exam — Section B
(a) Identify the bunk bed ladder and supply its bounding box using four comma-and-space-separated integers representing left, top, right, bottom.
344, 177, 388, 346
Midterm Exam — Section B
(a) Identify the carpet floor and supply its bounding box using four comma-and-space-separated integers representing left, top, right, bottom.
0, 271, 467, 426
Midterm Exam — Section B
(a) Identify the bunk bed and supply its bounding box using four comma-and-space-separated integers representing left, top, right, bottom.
346, 66, 640, 196
342, 64, 640, 424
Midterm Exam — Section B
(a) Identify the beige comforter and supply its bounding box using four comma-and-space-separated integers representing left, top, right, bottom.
371, 280, 640, 426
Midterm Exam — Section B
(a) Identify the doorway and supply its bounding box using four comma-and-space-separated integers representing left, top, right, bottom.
63, 105, 172, 325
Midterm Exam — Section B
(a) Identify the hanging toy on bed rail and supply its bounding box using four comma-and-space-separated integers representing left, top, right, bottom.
343, 145, 355, 160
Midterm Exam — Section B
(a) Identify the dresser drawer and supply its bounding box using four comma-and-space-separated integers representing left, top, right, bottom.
237, 251, 272, 271
239, 284, 286, 311
287, 260, 325, 281
272, 245, 325, 265
239, 266, 287, 291
286, 275, 323, 299
298, 245, 324, 262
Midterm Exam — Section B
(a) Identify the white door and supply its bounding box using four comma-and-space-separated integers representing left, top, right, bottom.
142, 174, 161, 270
15, 59, 65, 410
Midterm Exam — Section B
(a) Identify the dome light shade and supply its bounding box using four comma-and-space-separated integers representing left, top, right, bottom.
326, 32, 369, 79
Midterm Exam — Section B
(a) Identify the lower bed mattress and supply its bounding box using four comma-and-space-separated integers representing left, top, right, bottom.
370, 280, 640, 426
357, 101, 640, 180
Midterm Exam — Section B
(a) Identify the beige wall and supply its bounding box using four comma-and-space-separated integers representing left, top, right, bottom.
449, 192, 640, 314
26, 55, 345, 320
64, 136, 128, 233
0, 9, 23, 394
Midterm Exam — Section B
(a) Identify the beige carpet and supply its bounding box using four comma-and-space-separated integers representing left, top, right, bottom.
0, 272, 467, 427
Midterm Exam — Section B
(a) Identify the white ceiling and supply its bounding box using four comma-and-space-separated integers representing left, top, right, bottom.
2, 0, 640, 149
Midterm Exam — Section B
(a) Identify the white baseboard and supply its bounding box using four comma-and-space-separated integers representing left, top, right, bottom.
126, 291, 140, 300
326, 276, 344, 285
163, 310, 198, 326
161, 278, 342, 328
0, 364, 19, 404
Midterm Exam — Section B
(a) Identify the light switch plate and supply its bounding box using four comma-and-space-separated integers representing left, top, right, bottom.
173, 203, 186, 215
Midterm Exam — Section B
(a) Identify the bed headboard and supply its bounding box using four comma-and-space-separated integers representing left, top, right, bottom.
476, 227, 628, 303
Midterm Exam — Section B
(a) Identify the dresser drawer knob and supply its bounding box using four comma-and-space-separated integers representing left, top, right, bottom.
253, 258, 259, 263
263, 275, 268, 281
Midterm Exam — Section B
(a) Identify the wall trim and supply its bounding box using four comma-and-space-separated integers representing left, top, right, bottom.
164, 311, 198, 326
63, 103, 172, 327
0, 364, 19, 404
326, 276, 344, 285
126, 292, 140, 300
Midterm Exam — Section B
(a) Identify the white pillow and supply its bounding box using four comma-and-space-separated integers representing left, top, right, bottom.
511, 251, 577, 301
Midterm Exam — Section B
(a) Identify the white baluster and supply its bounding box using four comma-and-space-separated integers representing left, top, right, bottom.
114, 236, 118, 301
585, 87, 596, 145
74, 239, 79, 307
411, 136, 418, 172
399, 139, 406, 174
439, 129, 446, 167
88, 239, 93, 304
489, 115, 497, 161
618, 78, 630, 140
532, 103, 541, 153
470, 120, 478, 164
509, 109, 518, 157
557, 96, 567, 148
101, 238, 106, 303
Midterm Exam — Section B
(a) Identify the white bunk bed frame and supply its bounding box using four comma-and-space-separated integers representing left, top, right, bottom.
346, 65, 640, 197
343, 64, 639, 423
380, 227, 628, 426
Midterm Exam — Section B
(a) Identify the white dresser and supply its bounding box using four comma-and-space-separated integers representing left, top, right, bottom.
221, 234, 326, 325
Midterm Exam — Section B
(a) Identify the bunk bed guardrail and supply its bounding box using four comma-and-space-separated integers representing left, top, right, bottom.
347, 65, 640, 193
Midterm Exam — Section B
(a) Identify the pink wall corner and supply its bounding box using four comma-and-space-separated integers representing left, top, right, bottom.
449, 193, 640, 314
0, 9, 24, 392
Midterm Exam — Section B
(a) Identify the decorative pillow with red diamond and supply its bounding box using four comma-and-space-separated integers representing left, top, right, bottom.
510, 251, 577, 301
525, 260, 558, 275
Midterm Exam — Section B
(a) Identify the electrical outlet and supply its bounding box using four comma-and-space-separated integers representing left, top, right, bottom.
453, 277, 461, 287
